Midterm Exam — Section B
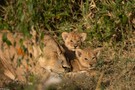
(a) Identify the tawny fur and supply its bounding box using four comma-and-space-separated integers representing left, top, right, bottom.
61, 31, 87, 67
0, 30, 70, 83
71, 48, 101, 72
62, 31, 87, 51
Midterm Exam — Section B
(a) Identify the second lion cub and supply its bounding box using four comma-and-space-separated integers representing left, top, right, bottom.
71, 48, 101, 72
62, 31, 87, 51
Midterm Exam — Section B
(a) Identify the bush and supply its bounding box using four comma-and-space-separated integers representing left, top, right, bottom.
0, 0, 134, 43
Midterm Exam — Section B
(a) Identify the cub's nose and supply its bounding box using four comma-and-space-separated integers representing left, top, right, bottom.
63, 67, 71, 72
62, 65, 71, 72
74, 44, 78, 48
89, 63, 96, 68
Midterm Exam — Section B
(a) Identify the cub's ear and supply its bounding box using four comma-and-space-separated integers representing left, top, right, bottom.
93, 48, 102, 57
62, 32, 69, 41
75, 49, 83, 58
80, 33, 87, 41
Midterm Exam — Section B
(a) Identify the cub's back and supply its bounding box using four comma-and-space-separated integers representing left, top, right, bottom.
0, 30, 70, 83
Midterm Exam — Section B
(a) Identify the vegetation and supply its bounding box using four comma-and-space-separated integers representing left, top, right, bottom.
0, 0, 135, 90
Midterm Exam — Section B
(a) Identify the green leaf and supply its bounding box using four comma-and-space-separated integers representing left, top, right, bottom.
122, 14, 128, 24
5, 40, 12, 46
40, 32, 44, 40
2, 33, 12, 46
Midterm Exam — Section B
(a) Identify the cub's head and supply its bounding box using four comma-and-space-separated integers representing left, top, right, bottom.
75, 48, 101, 69
40, 45, 71, 73
62, 31, 87, 51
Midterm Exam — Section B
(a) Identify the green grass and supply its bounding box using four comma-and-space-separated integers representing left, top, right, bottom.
0, 0, 135, 90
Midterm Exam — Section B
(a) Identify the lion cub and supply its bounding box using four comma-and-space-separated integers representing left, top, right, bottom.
62, 31, 87, 51
71, 48, 101, 72
62, 31, 87, 61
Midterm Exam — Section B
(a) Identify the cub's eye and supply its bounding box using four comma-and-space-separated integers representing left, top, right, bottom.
84, 58, 88, 60
77, 41, 80, 43
61, 60, 64, 64
92, 57, 95, 60
70, 40, 73, 42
